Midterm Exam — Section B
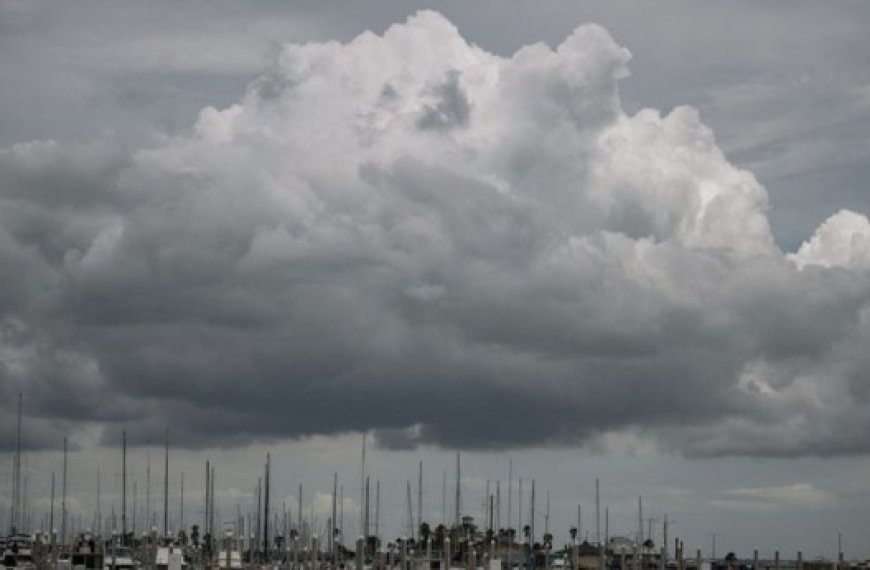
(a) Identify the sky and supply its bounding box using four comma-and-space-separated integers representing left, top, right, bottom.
2, 0, 870, 559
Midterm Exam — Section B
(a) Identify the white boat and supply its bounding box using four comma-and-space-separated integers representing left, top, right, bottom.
103, 546, 138, 570
215, 532, 243, 569
155, 544, 186, 570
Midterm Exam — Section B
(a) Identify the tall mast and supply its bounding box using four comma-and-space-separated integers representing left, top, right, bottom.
256, 478, 262, 557
61, 437, 68, 552
530, 479, 535, 545
163, 427, 169, 537
637, 496, 643, 545
577, 505, 582, 541
406, 480, 414, 540
209, 466, 215, 545
507, 460, 512, 535
374, 480, 380, 541
359, 434, 366, 539
485, 479, 490, 530
545, 489, 550, 535
264, 454, 271, 558
205, 460, 210, 536
441, 472, 446, 526
49, 471, 55, 536
97, 469, 102, 535
364, 476, 370, 539
12, 392, 22, 534
146, 439, 151, 532
122, 430, 127, 542
417, 461, 422, 537
518, 478, 523, 537
339, 484, 344, 546
132, 480, 137, 536
297, 483, 302, 532
332, 472, 338, 558
595, 478, 600, 545
180, 472, 184, 534
454, 452, 461, 527
496, 481, 501, 531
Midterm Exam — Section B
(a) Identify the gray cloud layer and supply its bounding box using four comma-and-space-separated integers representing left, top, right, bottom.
2, 11, 870, 457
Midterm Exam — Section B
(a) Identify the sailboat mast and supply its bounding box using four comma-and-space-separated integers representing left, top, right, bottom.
332, 472, 338, 558
163, 428, 169, 536
364, 476, 370, 539
97, 469, 102, 535
146, 440, 151, 532
205, 460, 210, 536
12, 392, 22, 534
359, 434, 366, 539
417, 461, 422, 538
406, 480, 414, 539
375, 480, 380, 541
61, 437, 68, 552
530, 479, 535, 545
264, 454, 271, 559
441, 472, 446, 526
122, 430, 127, 542
595, 478, 600, 545
180, 472, 184, 534
132, 480, 137, 536
454, 452, 461, 527
49, 472, 55, 536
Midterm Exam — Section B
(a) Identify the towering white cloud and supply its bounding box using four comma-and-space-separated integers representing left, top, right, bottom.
1, 11, 869, 456
789, 209, 870, 270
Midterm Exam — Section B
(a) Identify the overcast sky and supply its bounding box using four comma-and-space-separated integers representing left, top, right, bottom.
3, 0, 870, 558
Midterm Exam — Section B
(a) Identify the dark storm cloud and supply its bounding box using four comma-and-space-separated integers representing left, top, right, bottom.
2, 10, 870, 458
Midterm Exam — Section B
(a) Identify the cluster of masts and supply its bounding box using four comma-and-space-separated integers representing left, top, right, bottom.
2, 394, 859, 569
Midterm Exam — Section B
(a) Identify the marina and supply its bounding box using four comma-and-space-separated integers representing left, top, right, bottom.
1, 402, 862, 570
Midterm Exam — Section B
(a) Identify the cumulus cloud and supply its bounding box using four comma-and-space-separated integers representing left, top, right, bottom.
1, 11, 870, 456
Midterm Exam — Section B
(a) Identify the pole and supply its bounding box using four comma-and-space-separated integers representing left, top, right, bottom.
264, 454, 271, 560
360, 434, 366, 541
530, 479, 535, 546
455, 452, 461, 527
122, 430, 127, 543
205, 460, 211, 537
180, 472, 184, 535
146, 440, 151, 533
442, 472, 447, 527
375, 480, 380, 544
61, 437, 68, 554
163, 427, 169, 537
418, 460, 423, 538
132, 480, 137, 537
49, 472, 55, 537
507, 460, 512, 568
595, 479, 600, 546
332, 472, 338, 559
13, 393, 22, 534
